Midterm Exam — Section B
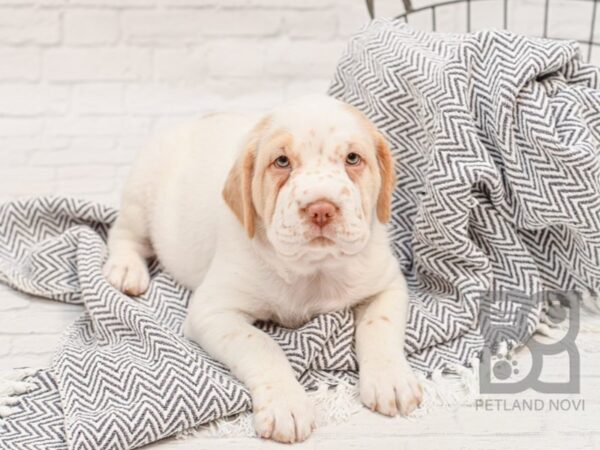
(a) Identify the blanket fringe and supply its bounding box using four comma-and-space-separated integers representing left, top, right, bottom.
0, 368, 37, 419
177, 363, 481, 439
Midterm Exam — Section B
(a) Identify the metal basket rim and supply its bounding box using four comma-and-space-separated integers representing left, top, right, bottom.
366, 0, 600, 62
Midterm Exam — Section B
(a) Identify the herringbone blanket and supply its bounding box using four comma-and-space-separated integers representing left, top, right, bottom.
2, 19, 600, 449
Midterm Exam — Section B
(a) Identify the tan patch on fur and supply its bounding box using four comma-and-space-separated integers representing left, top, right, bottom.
254, 130, 296, 223
343, 104, 395, 223
380, 315, 391, 322
222, 117, 272, 238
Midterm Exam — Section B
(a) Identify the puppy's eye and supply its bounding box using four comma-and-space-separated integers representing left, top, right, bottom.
345, 152, 362, 166
274, 155, 291, 169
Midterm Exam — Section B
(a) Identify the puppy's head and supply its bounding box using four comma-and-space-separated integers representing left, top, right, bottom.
223, 95, 394, 264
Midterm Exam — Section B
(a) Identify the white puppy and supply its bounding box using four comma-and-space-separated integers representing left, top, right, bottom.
103, 95, 422, 443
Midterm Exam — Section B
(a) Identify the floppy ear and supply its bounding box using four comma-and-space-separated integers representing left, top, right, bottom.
373, 130, 395, 223
343, 103, 395, 223
222, 117, 270, 238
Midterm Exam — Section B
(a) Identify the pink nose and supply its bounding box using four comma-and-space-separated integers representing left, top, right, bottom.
305, 200, 338, 228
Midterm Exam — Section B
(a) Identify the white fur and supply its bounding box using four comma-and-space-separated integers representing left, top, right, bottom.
104, 95, 422, 443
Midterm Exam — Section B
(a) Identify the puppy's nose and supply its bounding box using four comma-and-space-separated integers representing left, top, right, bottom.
305, 200, 337, 228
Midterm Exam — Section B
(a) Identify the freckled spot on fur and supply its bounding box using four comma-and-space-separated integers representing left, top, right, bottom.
247, 333, 253, 338
265, 385, 272, 390
389, 399, 397, 410
380, 315, 391, 323
341, 187, 350, 196
367, 319, 374, 325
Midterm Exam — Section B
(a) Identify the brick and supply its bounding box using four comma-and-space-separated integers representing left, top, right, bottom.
153, 48, 208, 83
31, 148, 133, 166
206, 40, 265, 77
0, 166, 55, 183
0, 118, 43, 136
64, 9, 120, 45
0, 353, 54, 371
0, 137, 67, 165
203, 76, 281, 98
283, 11, 338, 39
57, 164, 116, 180
57, 177, 116, 195
44, 48, 151, 81
74, 83, 125, 114
265, 40, 346, 77
284, 78, 331, 99
338, 2, 371, 38
65, 0, 153, 6
0, 48, 40, 81
0, 166, 56, 199
0, 85, 69, 116
219, 0, 335, 7
122, 10, 281, 43
125, 85, 215, 114
0, 147, 29, 165
0, 9, 60, 44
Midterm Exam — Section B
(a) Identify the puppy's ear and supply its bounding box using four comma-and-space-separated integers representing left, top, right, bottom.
373, 130, 395, 223
344, 103, 395, 223
222, 117, 269, 238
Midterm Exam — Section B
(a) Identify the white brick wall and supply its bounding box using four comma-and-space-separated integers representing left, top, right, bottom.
0, 0, 388, 209
0, 0, 591, 369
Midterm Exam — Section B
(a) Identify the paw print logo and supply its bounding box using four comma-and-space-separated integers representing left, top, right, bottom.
478, 290, 580, 394
492, 353, 519, 380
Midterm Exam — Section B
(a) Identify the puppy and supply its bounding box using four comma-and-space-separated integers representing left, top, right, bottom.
103, 95, 422, 443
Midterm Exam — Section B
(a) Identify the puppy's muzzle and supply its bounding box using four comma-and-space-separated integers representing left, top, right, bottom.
302, 199, 339, 228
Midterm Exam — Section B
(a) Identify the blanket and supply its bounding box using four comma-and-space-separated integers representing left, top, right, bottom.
2, 19, 600, 449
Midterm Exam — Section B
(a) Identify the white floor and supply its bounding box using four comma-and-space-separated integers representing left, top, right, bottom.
1, 284, 600, 450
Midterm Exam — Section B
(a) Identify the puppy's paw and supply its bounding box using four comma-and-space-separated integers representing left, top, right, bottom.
252, 381, 315, 443
360, 357, 423, 417
103, 251, 150, 296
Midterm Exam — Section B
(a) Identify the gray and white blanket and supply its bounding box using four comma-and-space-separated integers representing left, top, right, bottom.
2, 19, 600, 450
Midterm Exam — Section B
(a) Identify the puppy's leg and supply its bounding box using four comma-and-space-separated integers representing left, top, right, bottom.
354, 276, 423, 416
184, 298, 315, 443
103, 188, 152, 296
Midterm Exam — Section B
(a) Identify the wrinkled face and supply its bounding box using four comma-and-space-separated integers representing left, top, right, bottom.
223, 96, 394, 265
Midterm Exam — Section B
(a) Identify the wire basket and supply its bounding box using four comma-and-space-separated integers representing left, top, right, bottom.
365, 0, 599, 62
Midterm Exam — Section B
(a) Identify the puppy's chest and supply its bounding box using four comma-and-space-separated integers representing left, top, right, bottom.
266, 273, 367, 328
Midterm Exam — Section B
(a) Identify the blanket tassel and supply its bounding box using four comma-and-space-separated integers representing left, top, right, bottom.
0, 368, 37, 419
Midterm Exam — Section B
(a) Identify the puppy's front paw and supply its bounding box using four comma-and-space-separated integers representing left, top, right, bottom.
252, 381, 315, 443
103, 251, 150, 296
360, 358, 423, 417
